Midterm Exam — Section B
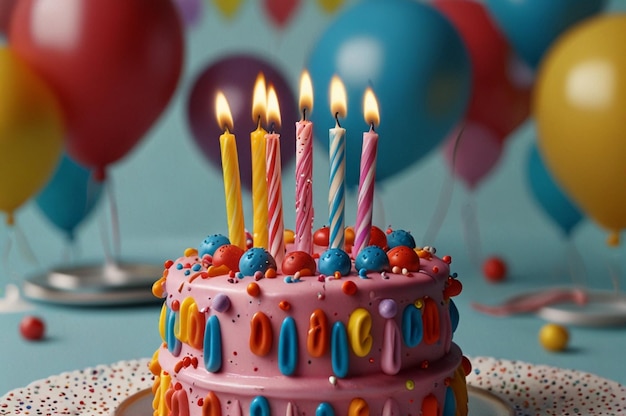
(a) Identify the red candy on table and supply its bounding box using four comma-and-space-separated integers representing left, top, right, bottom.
19, 315, 45, 341
482, 256, 507, 283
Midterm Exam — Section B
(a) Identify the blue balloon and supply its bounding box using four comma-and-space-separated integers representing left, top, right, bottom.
308, 0, 471, 188
526, 142, 583, 236
485, 0, 606, 69
35, 153, 103, 240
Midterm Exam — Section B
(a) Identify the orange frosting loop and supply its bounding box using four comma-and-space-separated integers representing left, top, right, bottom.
202, 391, 222, 416
348, 398, 369, 416
249, 312, 273, 356
422, 297, 441, 345
307, 309, 330, 357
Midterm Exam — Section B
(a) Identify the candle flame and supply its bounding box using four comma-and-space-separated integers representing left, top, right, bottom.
330, 75, 347, 119
252, 72, 267, 125
215, 91, 234, 132
299, 70, 313, 117
266, 84, 281, 130
363, 87, 379, 127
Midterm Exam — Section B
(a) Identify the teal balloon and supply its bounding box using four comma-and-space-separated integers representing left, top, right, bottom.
527, 143, 583, 237
35, 154, 103, 240
485, 0, 606, 69
308, 0, 471, 188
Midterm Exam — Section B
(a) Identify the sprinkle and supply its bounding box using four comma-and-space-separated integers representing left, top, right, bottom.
171, 300, 180, 311
414, 299, 423, 309
184, 247, 198, 257
442, 255, 452, 264
333, 271, 341, 279
164, 260, 174, 269
392, 266, 401, 274
176, 263, 183, 270
317, 292, 325, 300
247, 282, 260, 297
318, 275, 326, 282
254, 271, 263, 281
342, 281, 357, 295
265, 268, 277, 278
432, 266, 439, 273
279, 301, 291, 311
329, 376, 337, 386
401, 268, 409, 276
358, 268, 368, 278
284, 276, 293, 283
405, 380, 415, 390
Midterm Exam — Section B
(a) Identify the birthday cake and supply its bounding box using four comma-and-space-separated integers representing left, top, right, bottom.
149, 226, 468, 416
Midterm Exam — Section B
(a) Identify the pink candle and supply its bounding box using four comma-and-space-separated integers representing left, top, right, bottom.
265, 85, 285, 268
353, 88, 380, 258
295, 71, 314, 254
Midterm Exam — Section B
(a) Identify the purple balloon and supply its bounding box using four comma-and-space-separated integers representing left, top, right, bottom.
187, 55, 298, 190
173, 0, 203, 27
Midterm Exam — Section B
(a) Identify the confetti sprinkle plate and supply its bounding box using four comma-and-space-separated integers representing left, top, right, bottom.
0, 357, 624, 415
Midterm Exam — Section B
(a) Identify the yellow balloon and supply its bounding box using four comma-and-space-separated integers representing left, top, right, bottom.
0, 48, 64, 224
212, 0, 243, 19
534, 14, 626, 245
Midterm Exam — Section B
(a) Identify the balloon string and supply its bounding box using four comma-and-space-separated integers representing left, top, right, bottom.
423, 126, 464, 244
461, 193, 483, 269
564, 237, 587, 288
106, 178, 121, 260
1, 225, 38, 288
606, 248, 622, 293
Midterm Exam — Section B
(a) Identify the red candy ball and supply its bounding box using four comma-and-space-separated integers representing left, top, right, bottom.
387, 246, 420, 272
212, 244, 245, 272
19, 315, 45, 341
282, 251, 317, 276
313, 226, 330, 246
368, 226, 388, 250
483, 256, 507, 283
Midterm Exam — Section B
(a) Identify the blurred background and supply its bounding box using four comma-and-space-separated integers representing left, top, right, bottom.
1, 0, 625, 295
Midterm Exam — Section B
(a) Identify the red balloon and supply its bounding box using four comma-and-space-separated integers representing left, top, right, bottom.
187, 55, 298, 191
9, 0, 184, 180
433, 0, 531, 139
264, 0, 300, 28
0, 0, 18, 35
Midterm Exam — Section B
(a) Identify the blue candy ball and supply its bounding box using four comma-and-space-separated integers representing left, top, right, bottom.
387, 229, 416, 250
318, 248, 352, 276
355, 245, 390, 273
238, 247, 277, 276
199, 234, 230, 257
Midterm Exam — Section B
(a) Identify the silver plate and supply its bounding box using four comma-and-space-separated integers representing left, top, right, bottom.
23, 262, 163, 306
538, 289, 626, 327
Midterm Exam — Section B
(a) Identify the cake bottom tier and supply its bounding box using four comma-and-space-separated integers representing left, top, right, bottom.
152, 343, 467, 416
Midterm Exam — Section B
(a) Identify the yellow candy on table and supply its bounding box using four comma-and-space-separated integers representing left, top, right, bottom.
539, 323, 569, 352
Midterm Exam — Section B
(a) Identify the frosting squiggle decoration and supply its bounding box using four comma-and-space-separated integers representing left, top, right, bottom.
348, 398, 369, 416
278, 317, 298, 375
443, 386, 457, 416
422, 298, 440, 345
250, 396, 270, 416
401, 303, 423, 347
166, 307, 182, 356
347, 308, 372, 357
152, 371, 170, 416
250, 312, 273, 356
316, 402, 335, 416
201, 391, 221, 416
204, 316, 222, 372
381, 319, 401, 375
177, 297, 205, 349
167, 384, 190, 416
421, 393, 439, 416
307, 309, 330, 357
382, 398, 400, 416
331, 321, 349, 378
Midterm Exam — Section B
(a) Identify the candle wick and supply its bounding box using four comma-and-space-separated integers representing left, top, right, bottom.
257, 115, 263, 129
270, 121, 276, 133
370, 122, 375, 132
302, 108, 307, 121
335, 112, 342, 128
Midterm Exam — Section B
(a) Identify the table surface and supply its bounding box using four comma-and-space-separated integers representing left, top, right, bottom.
1, 241, 625, 399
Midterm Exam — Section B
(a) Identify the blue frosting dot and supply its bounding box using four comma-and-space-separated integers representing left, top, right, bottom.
355, 245, 390, 273
318, 248, 351, 276
199, 234, 230, 257
239, 247, 277, 277
387, 229, 416, 249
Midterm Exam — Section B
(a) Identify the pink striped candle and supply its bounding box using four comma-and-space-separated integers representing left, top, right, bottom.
295, 71, 314, 254
353, 88, 380, 258
265, 86, 285, 268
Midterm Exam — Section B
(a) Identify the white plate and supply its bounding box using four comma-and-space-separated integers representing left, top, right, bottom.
1, 357, 624, 415
112, 385, 514, 416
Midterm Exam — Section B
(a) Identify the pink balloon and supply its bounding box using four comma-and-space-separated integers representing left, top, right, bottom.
443, 122, 503, 190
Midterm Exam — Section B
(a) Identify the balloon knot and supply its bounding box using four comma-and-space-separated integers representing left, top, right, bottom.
5, 212, 14, 226
94, 168, 106, 182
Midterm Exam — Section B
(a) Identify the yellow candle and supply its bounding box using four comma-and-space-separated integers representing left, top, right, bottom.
251, 73, 268, 248
215, 91, 246, 250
